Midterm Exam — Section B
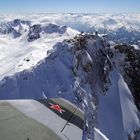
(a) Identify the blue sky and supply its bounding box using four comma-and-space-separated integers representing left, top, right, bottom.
0, 0, 140, 13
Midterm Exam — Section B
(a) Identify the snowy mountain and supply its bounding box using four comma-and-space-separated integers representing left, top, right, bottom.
0, 19, 78, 81
0, 15, 140, 140
1, 13, 140, 44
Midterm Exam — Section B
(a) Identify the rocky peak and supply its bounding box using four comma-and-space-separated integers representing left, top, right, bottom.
27, 24, 42, 42
42, 23, 67, 34
0, 19, 31, 38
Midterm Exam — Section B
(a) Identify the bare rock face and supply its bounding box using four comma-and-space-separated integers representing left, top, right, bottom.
42, 23, 67, 34
27, 24, 42, 42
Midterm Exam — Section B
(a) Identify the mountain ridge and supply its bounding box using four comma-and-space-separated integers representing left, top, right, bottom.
0, 31, 139, 139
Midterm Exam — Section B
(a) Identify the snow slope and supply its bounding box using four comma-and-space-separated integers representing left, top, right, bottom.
0, 21, 78, 80
0, 41, 75, 99
94, 128, 109, 140
0, 16, 140, 140
0, 33, 112, 140
97, 70, 140, 140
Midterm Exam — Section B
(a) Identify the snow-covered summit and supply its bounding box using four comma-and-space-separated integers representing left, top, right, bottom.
0, 15, 140, 140
0, 19, 79, 80
0, 19, 30, 38
0, 19, 69, 40
0, 30, 139, 140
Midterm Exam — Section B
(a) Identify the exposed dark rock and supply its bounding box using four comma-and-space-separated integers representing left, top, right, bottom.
27, 24, 42, 42
42, 23, 67, 34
